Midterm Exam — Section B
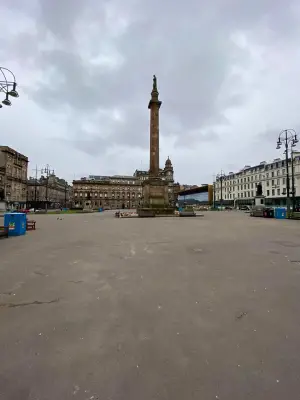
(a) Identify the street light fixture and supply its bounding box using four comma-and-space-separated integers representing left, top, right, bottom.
216, 170, 226, 209
0, 67, 19, 109
289, 140, 297, 211
41, 165, 55, 212
276, 129, 298, 215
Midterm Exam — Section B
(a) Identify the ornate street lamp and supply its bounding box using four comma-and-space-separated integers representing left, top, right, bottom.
40, 165, 55, 212
216, 170, 226, 209
0, 67, 19, 109
276, 129, 298, 214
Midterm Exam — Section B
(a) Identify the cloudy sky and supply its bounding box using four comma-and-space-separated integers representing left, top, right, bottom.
1, 0, 300, 184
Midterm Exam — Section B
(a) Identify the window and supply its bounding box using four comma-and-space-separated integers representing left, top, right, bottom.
266, 173, 269, 178
282, 169, 285, 175
282, 178, 286, 184
272, 189, 275, 196
266, 181, 269, 187
282, 188, 286, 194
272, 180, 275, 186
267, 190, 270, 196
271, 171, 274, 177
277, 179, 280, 185
277, 188, 280, 195
277, 170, 280, 176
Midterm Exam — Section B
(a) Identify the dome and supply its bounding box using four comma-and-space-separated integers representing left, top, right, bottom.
165, 156, 172, 167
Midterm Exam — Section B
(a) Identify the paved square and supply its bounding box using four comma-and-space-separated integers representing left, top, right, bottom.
1, 212, 300, 399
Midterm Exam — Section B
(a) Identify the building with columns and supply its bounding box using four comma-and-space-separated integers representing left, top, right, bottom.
214, 154, 300, 207
72, 159, 180, 210
72, 175, 143, 209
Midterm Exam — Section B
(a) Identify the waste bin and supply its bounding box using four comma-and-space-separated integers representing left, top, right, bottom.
275, 208, 287, 219
264, 208, 274, 218
4, 212, 27, 236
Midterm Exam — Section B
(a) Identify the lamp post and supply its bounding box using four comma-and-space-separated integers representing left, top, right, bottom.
64, 182, 68, 208
32, 165, 44, 210
276, 129, 298, 215
290, 143, 297, 211
0, 67, 19, 109
40, 164, 55, 212
213, 176, 216, 209
216, 170, 225, 209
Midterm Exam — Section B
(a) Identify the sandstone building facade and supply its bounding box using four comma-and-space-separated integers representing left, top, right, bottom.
72, 157, 179, 209
27, 175, 71, 209
0, 146, 28, 207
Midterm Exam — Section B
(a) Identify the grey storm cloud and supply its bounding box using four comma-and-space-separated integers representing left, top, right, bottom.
1, 0, 300, 183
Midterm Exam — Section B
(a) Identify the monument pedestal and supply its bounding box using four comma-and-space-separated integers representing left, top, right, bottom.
138, 177, 175, 216
254, 195, 265, 207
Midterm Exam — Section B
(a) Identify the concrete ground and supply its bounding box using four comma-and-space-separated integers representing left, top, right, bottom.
1, 211, 300, 399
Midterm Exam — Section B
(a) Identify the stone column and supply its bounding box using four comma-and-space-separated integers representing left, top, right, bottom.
148, 75, 161, 177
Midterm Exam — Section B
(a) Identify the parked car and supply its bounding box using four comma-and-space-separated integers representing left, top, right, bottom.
19, 209, 30, 214
240, 205, 251, 211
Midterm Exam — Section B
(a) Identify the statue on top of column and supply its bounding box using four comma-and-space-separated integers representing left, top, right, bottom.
153, 75, 157, 91
256, 182, 263, 196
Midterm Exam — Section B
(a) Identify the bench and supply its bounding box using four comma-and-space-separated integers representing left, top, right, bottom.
179, 211, 196, 217
137, 209, 156, 218
0, 226, 9, 238
26, 220, 36, 231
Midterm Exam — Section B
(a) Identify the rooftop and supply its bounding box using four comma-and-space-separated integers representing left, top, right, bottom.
0, 146, 28, 161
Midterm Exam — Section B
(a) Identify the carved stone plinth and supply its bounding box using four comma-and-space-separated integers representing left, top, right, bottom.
138, 177, 175, 216
254, 195, 265, 206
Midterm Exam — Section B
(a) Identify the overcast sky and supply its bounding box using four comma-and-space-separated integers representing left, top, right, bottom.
1, 0, 300, 184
